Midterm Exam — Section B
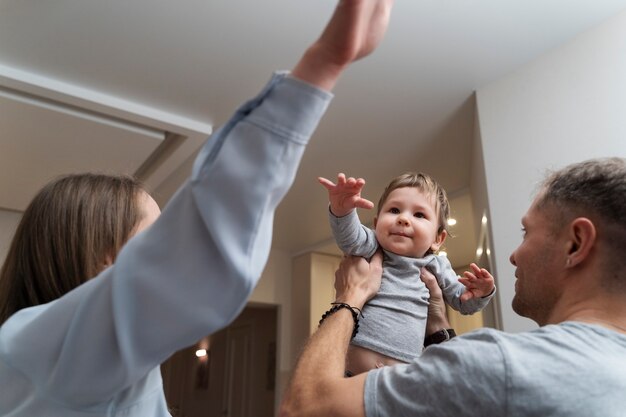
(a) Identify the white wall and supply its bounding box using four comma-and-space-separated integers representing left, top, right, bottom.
470, 112, 501, 329
0, 209, 21, 267
476, 10, 626, 332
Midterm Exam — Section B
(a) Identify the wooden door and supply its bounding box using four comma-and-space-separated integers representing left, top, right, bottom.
221, 323, 253, 417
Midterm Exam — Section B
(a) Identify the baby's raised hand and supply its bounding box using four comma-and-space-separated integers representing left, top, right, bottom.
458, 263, 495, 302
318, 173, 374, 217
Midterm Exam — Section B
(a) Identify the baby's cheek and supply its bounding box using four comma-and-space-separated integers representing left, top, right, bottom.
373, 224, 385, 241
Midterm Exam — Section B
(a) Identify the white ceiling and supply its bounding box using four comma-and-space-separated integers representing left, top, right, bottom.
2, 0, 626, 267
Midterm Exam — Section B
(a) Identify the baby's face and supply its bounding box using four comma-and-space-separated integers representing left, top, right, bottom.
374, 187, 445, 258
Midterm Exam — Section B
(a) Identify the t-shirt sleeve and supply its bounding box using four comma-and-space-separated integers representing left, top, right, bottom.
364, 329, 507, 417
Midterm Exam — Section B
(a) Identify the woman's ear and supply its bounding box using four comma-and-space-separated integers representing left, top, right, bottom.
103, 253, 114, 269
565, 217, 596, 268
430, 229, 448, 252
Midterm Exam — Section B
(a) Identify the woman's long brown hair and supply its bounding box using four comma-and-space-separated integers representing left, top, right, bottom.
0, 173, 145, 324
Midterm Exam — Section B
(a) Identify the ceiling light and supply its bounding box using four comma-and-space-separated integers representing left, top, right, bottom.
195, 349, 207, 358
476, 247, 483, 257
447, 218, 457, 226
482, 215, 488, 225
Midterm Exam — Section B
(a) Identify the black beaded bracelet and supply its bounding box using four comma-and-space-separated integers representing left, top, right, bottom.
319, 302, 362, 339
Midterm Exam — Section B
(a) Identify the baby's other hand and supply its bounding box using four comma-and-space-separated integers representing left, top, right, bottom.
458, 263, 495, 302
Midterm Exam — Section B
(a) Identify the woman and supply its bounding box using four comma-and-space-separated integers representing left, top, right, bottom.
0, 174, 159, 324
0, 1, 395, 415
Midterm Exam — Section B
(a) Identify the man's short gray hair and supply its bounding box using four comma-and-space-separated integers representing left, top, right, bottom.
537, 157, 626, 289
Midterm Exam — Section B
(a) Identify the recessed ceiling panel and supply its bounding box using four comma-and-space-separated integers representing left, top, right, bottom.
0, 91, 164, 211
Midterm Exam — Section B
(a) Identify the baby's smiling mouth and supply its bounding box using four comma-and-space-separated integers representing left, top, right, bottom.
390, 231, 411, 238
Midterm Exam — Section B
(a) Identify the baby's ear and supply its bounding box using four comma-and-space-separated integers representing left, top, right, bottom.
373, 216, 378, 228
430, 230, 448, 252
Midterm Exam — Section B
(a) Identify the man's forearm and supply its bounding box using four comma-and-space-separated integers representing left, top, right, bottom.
425, 307, 451, 336
280, 309, 367, 417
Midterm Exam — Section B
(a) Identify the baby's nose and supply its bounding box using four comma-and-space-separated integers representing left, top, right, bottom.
396, 216, 409, 226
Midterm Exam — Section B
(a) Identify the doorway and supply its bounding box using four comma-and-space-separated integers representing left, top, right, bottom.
162, 304, 278, 417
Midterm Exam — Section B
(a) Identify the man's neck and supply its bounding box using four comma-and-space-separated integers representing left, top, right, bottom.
547, 296, 626, 334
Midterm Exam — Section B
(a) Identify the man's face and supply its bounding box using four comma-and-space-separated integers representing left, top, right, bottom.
374, 187, 445, 258
509, 197, 565, 325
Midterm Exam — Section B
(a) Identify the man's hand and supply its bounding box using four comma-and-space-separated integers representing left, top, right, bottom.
420, 267, 451, 335
292, 0, 395, 91
458, 263, 495, 302
334, 251, 383, 310
319, 173, 375, 218
280, 252, 382, 417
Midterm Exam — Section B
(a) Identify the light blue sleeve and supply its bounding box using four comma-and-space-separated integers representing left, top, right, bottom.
328, 209, 378, 258
0, 72, 332, 407
429, 255, 495, 314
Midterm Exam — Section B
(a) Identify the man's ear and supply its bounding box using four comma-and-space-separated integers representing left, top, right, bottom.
565, 217, 596, 268
430, 229, 448, 252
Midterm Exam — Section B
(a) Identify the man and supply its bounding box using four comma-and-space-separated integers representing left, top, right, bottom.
281, 157, 626, 417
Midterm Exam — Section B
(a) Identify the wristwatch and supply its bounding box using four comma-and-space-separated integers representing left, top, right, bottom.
424, 328, 456, 347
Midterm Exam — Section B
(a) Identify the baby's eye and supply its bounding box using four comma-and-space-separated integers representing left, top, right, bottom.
389, 207, 400, 214
414, 212, 425, 218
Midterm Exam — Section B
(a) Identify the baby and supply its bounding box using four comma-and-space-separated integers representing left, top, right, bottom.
319, 172, 495, 375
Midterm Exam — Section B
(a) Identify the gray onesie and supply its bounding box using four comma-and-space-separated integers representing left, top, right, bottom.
329, 209, 493, 362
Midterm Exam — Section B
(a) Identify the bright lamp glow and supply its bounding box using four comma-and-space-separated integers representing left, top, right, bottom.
195, 349, 207, 358
481, 215, 488, 225
447, 218, 457, 226
476, 247, 484, 257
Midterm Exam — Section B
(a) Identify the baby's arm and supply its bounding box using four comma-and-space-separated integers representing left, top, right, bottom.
318, 173, 374, 217
430, 256, 494, 314
458, 263, 495, 302
328, 207, 379, 257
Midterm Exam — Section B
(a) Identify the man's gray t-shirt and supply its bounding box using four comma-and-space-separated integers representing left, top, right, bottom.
364, 322, 626, 417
